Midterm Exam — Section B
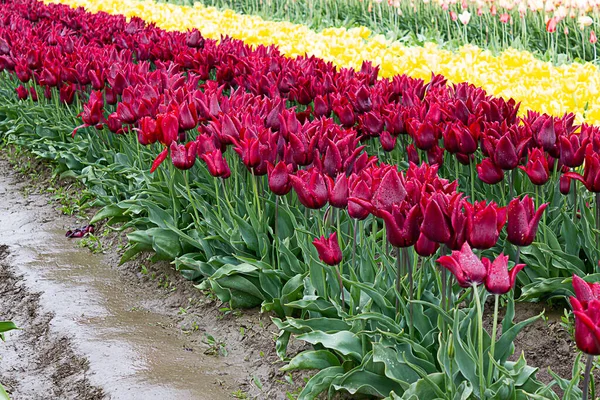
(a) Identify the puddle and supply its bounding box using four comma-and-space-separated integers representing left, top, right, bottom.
0, 169, 235, 399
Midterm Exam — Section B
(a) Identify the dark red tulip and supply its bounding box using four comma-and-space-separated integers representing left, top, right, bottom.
495, 134, 520, 170
268, 161, 293, 196
380, 131, 396, 152
519, 148, 550, 185
15, 85, 28, 100
564, 147, 600, 192
158, 112, 179, 145
200, 150, 231, 179
421, 194, 451, 244
60, 84, 75, 105
560, 174, 571, 195
348, 178, 371, 220
477, 158, 505, 185
506, 195, 548, 246
150, 147, 169, 173
465, 201, 506, 249
408, 119, 438, 150
559, 134, 587, 168
138, 116, 159, 145
483, 253, 525, 294
29, 87, 38, 102
371, 168, 407, 213
414, 233, 439, 257
170, 141, 197, 170
326, 174, 349, 208
289, 168, 328, 209
436, 242, 487, 288
378, 202, 422, 248
427, 145, 444, 166
570, 275, 600, 355
406, 144, 419, 164
106, 112, 123, 134
313, 232, 343, 266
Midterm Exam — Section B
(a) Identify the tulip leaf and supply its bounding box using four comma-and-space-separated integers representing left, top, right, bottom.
296, 331, 363, 361
297, 366, 345, 400
494, 311, 543, 363
398, 372, 445, 399
372, 343, 420, 387
281, 350, 341, 371
0, 321, 18, 335
332, 368, 404, 397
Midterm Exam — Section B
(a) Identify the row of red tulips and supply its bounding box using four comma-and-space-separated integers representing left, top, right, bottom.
3, 0, 600, 394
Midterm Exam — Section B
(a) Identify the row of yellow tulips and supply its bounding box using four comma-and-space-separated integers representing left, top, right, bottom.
46, 0, 600, 124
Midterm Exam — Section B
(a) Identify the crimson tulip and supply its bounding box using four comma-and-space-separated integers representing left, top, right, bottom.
289, 168, 328, 209
200, 150, 231, 179
326, 174, 349, 208
170, 141, 197, 170
477, 158, 504, 185
267, 161, 293, 196
15, 85, 28, 100
465, 201, 506, 249
506, 195, 548, 246
313, 232, 342, 266
495, 134, 520, 170
483, 254, 525, 294
570, 275, 600, 355
564, 147, 600, 192
436, 242, 486, 288
519, 148, 550, 185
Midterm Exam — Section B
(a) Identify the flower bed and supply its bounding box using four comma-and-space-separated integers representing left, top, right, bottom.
0, 0, 598, 398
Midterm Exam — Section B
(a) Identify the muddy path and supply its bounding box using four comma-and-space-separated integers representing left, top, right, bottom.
0, 157, 301, 399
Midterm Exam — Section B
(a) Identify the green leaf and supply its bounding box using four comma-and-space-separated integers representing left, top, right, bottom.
281, 350, 341, 371
333, 368, 403, 397
297, 366, 345, 400
0, 321, 18, 334
297, 331, 363, 361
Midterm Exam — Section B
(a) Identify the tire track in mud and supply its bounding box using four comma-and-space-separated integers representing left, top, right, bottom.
0, 244, 104, 399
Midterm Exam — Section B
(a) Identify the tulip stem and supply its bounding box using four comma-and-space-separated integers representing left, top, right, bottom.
472, 283, 486, 399
441, 267, 447, 312
335, 265, 345, 312
470, 159, 476, 202
596, 193, 600, 253
583, 354, 595, 400
487, 293, 500, 386
352, 219, 358, 271
213, 176, 222, 220
405, 247, 414, 339
395, 247, 401, 316
183, 171, 200, 228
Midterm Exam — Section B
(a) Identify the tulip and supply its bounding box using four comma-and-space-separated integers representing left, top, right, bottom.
519, 148, 550, 185
267, 161, 293, 196
458, 11, 471, 25
499, 13, 510, 23
570, 274, 600, 399
379, 131, 396, 152
436, 242, 486, 288
591, 31, 598, 44
494, 134, 520, 170
564, 148, 600, 192
326, 174, 349, 209
421, 194, 451, 244
506, 195, 548, 246
477, 158, 504, 185
313, 232, 342, 266
29, 87, 38, 102
170, 141, 197, 170
559, 133, 587, 168
371, 168, 406, 213
406, 144, 419, 164
158, 112, 180, 145
414, 233, 439, 257
378, 203, 422, 248
465, 201, 506, 249
200, 150, 231, 179
546, 17, 557, 33
150, 147, 169, 173
483, 254, 524, 294
15, 85, 28, 100
560, 175, 571, 195
348, 178, 371, 220
289, 168, 328, 209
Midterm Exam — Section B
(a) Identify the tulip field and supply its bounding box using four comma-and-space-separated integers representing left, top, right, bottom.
3, 0, 600, 397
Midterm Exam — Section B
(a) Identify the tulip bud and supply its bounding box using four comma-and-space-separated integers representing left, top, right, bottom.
15, 85, 28, 100
560, 174, 571, 195
313, 232, 343, 266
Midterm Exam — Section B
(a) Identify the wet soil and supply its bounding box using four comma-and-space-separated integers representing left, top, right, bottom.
0, 156, 304, 399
